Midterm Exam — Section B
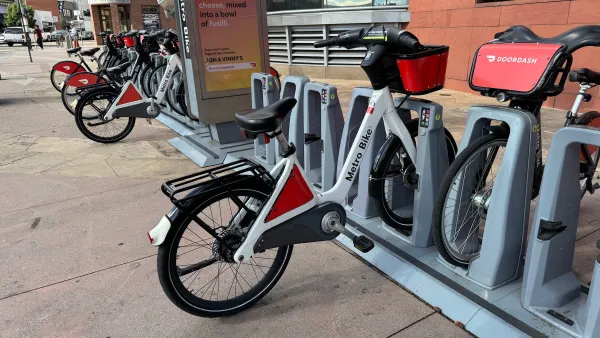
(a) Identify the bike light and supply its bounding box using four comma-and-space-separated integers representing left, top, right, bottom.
264, 134, 270, 144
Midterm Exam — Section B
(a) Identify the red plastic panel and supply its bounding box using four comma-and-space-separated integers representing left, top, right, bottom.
52, 61, 85, 75
123, 37, 134, 47
65, 72, 105, 87
397, 51, 449, 93
265, 165, 314, 222
471, 43, 562, 93
116, 83, 143, 106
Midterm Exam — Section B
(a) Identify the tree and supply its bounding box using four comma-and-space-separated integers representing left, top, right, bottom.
4, 3, 36, 28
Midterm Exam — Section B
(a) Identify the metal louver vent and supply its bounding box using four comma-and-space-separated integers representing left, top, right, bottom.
327, 25, 368, 66
268, 26, 288, 64
290, 26, 324, 65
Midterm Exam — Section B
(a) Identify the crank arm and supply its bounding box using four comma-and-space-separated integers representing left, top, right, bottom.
177, 257, 218, 276
87, 120, 110, 127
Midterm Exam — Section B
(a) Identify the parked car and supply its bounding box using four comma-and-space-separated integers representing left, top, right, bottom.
49, 30, 69, 41
81, 31, 94, 40
4, 27, 27, 47
0, 30, 5, 44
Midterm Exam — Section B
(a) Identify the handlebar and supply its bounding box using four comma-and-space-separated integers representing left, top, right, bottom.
313, 26, 422, 52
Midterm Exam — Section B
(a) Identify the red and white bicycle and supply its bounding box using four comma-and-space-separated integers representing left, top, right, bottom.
148, 26, 457, 317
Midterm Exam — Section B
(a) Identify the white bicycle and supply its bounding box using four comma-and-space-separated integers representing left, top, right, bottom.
73, 29, 184, 143
148, 26, 457, 317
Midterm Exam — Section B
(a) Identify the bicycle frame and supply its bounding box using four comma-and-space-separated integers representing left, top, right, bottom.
104, 53, 182, 120
228, 86, 415, 262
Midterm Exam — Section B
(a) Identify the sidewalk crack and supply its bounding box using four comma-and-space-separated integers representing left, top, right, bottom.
0, 254, 157, 302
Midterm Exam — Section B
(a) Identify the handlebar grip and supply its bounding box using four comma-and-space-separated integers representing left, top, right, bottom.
314, 37, 338, 48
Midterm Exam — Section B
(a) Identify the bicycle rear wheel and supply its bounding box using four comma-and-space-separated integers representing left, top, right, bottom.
74, 88, 136, 143
157, 178, 293, 317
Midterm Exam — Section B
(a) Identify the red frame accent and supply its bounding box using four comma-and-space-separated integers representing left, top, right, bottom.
397, 51, 448, 94
265, 165, 314, 222
116, 83, 143, 106
52, 61, 86, 75
65, 72, 105, 87
470, 42, 562, 93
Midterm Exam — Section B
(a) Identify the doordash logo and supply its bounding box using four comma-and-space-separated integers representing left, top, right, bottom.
486, 55, 537, 64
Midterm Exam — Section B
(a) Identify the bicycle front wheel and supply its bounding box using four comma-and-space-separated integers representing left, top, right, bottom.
74, 88, 136, 143
166, 70, 186, 116
157, 179, 293, 317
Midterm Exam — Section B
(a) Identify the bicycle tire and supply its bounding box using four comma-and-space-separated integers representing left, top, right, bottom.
140, 62, 156, 98
74, 88, 136, 143
157, 177, 293, 317
166, 69, 186, 116
50, 68, 69, 92
148, 63, 167, 97
370, 118, 457, 231
432, 133, 507, 267
61, 72, 107, 118
98, 51, 108, 65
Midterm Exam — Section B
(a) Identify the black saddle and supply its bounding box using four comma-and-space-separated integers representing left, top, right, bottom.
569, 68, 600, 84
495, 25, 600, 53
67, 47, 82, 54
107, 61, 131, 74
80, 47, 100, 57
235, 97, 297, 138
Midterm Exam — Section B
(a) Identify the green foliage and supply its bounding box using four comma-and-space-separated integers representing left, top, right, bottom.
4, 3, 36, 28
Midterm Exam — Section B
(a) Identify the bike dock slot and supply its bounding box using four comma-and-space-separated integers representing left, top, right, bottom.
522, 126, 600, 338
251, 73, 280, 165
276, 76, 309, 166
303, 82, 344, 192
337, 87, 385, 219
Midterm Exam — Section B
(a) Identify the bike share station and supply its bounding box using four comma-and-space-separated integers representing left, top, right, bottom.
155, 2, 600, 337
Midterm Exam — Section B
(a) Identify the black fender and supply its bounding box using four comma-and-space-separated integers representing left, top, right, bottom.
369, 119, 419, 198
574, 110, 600, 126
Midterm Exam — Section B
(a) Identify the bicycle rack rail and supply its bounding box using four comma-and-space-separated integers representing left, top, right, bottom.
522, 126, 600, 338
303, 82, 344, 192
440, 106, 537, 289
250, 73, 280, 165
276, 76, 309, 166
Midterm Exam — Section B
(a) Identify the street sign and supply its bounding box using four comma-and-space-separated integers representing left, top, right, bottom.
57, 1, 64, 15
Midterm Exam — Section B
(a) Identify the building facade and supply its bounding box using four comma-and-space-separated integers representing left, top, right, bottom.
88, 0, 175, 45
267, 0, 600, 111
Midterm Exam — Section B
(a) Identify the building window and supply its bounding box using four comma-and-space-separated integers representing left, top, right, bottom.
142, 6, 161, 30
266, 0, 407, 11
118, 6, 130, 33
99, 6, 113, 32
64, 9, 72, 17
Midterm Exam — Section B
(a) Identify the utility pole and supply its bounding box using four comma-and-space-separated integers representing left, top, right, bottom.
16, 0, 32, 62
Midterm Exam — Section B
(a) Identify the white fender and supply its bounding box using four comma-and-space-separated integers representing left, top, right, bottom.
148, 216, 171, 246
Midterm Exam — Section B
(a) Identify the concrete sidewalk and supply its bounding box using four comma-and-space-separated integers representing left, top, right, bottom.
0, 47, 473, 337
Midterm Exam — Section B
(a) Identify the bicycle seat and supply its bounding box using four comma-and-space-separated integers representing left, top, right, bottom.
495, 25, 600, 53
107, 61, 131, 74
235, 97, 297, 137
569, 68, 600, 84
80, 47, 100, 57
67, 47, 82, 54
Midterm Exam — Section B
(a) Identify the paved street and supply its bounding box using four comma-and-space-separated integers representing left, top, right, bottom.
0, 46, 474, 337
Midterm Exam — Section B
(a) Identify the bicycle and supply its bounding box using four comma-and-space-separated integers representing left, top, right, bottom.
49, 46, 100, 92
61, 32, 160, 115
431, 25, 600, 268
147, 25, 458, 317
73, 30, 176, 143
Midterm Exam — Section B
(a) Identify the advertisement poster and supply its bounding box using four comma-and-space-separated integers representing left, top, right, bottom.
142, 13, 160, 30
196, 0, 262, 92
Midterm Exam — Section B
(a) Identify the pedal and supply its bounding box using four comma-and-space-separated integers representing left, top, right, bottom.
353, 235, 374, 253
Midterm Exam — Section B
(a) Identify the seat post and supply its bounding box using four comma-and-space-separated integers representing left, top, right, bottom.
273, 128, 294, 158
